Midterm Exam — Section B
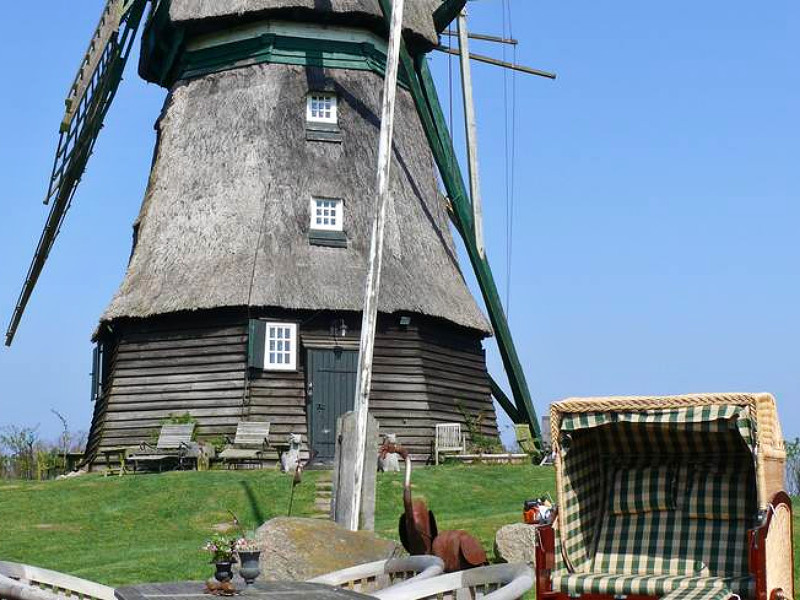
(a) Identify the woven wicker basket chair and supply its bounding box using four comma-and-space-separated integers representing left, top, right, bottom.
534, 393, 795, 600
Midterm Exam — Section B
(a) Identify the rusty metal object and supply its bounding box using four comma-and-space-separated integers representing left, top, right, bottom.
397, 449, 438, 555
432, 530, 488, 573
394, 448, 487, 571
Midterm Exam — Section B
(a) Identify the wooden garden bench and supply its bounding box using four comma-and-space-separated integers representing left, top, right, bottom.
127, 423, 195, 473
218, 421, 271, 468
433, 423, 466, 465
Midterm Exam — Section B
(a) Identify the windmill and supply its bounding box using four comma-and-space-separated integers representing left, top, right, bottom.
6, 0, 553, 469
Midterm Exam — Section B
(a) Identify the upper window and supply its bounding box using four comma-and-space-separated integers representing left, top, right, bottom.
307, 93, 338, 125
311, 197, 344, 232
265, 322, 297, 371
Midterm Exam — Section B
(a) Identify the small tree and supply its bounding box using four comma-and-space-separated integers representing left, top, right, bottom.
0, 425, 39, 480
51, 409, 70, 473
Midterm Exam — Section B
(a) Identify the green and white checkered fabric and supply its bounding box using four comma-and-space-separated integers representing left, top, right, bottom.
558, 404, 758, 576
591, 509, 752, 576
557, 430, 606, 571
560, 405, 755, 448
609, 464, 677, 515
662, 586, 739, 600
682, 464, 753, 520
551, 572, 752, 598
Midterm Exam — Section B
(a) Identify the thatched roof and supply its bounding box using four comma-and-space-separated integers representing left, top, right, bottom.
168, 0, 441, 51
102, 63, 491, 335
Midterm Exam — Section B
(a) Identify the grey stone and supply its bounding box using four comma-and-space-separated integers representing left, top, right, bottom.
493, 523, 539, 566
256, 517, 402, 581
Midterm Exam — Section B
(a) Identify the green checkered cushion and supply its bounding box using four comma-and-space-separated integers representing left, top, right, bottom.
551, 572, 752, 597
681, 464, 752, 520
662, 586, 739, 600
592, 509, 752, 577
609, 464, 677, 515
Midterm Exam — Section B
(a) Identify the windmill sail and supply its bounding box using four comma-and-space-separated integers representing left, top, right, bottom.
5, 0, 150, 346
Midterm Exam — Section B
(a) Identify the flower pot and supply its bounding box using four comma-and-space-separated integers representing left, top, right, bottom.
237, 551, 262, 585
214, 561, 234, 583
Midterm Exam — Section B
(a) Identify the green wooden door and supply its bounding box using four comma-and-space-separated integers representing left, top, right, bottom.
307, 349, 358, 462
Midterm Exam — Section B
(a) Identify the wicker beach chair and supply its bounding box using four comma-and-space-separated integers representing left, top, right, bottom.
534, 393, 794, 600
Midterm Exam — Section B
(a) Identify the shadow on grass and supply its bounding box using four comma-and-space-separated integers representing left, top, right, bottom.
240, 479, 266, 526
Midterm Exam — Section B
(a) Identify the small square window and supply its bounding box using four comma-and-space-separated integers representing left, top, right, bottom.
307, 93, 338, 125
310, 197, 344, 232
264, 322, 297, 371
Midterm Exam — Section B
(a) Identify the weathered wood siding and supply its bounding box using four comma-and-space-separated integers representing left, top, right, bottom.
86, 310, 498, 467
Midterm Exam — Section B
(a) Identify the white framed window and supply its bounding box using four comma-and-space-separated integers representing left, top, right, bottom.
265, 322, 297, 371
310, 197, 344, 231
307, 93, 338, 124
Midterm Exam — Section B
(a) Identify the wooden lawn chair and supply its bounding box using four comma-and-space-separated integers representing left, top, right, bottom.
127, 423, 195, 473
308, 556, 444, 594
218, 421, 271, 469
535, 393, 795, 600
433, 423, 466, 465
373, 563, 534, 600
0, 561, 114, 600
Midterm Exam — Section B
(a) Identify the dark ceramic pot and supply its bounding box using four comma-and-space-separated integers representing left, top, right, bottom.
214, 561, 234, 583
237, 551, 262, 585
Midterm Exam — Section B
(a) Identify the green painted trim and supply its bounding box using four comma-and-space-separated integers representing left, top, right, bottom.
309, 230, 348, 248
432, 0, 469, 33
177, 33, 411, 88
140, 0, 185, 85
375, 0, 541, 446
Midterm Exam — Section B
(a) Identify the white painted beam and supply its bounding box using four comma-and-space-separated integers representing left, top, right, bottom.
349, 0, 406, 531
458, 11, 485, 258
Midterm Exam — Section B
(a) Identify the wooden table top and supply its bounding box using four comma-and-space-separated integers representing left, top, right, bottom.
115, 581, 372, 600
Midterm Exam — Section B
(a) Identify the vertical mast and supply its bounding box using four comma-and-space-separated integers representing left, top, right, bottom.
349, 0, 406, 531
457, 10, 485, 257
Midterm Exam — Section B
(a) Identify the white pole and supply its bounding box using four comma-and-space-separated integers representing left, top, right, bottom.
349, 0, 406, 531
458, 10, 486, 257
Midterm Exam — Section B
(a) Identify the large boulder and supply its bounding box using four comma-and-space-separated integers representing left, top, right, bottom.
493, 523, 538, 566
257, 517, 403, 580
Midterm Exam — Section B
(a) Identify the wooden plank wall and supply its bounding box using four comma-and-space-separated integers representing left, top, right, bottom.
86, 311, 498, 467
370, 321, 497, 461
87, 314, 249, 463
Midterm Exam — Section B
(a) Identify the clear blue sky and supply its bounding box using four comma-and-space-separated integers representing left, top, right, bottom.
0, 1, 797, 443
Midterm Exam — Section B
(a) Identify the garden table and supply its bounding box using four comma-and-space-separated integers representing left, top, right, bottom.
116, 581, 373, 600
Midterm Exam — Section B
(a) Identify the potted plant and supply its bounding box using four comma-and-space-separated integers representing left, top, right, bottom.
201, 534, 236, 582
234, 534, 261, 585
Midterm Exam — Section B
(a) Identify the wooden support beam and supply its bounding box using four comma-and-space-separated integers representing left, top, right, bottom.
457, 11, 485, 258
436, 46, 557, 79
415, 56, 541, 444
432, 0, 468, 33
489, 376, 520, 423
350, 0, 406, 531
441, 30, 519, 46
376, 1, 542, 448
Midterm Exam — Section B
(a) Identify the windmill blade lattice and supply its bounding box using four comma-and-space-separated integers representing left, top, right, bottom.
5, 0, 151, 346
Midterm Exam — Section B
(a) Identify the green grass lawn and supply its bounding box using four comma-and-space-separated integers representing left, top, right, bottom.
0, 465, 797, 595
